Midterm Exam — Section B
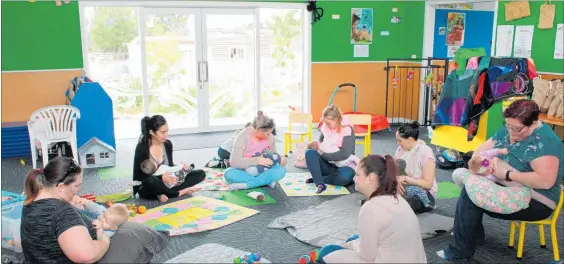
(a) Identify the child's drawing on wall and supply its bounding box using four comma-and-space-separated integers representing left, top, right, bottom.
446, 12, 465, 46
351, 8, 373, 44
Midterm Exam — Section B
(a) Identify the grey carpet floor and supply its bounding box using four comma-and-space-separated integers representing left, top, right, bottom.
1, 127, 562, 263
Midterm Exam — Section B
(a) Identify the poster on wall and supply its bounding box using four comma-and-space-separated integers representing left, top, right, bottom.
351, 8, 373, 44
447, 46, 460, 58
446, 12, 465, 46
554, 23, 564, 59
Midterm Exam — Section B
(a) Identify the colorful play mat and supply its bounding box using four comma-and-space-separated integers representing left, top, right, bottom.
279, 173, 351, 196
129, 196, 258, 236
197, 168, 229, 191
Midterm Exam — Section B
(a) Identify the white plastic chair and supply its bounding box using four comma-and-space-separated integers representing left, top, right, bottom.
27, 105, 81, 168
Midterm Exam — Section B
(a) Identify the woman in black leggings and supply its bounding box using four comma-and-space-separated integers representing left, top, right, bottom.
132, 115, 205, 202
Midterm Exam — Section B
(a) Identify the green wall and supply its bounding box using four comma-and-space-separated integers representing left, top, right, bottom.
1, 1, 83, 71
312, 1, 426, 62
1, 1, 426, 70
496, 0, 564, 73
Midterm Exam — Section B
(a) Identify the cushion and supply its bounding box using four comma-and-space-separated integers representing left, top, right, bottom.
98, 222, 170, 264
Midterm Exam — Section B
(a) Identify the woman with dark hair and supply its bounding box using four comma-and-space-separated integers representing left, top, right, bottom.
21, 157, 110, 263
438, 99, 563, 261
394, 121, 438, 213
132, 115, 205, 202
316, 155, 426, 263
224, 111, 287, 190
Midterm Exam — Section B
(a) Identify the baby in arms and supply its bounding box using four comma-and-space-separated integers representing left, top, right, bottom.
245, 149, 281, 176
71, 196, 130, 238
309, 139, 360, 167
140, 159, 195, 188
453, 148, 531, 214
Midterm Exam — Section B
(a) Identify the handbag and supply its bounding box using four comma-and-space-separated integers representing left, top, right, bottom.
538, 0, 555, 29
505, 1, 531, 22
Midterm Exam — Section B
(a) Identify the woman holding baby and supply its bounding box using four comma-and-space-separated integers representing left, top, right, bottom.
224, 111, 287, 190
305, 105, 357, 194
132, 115, 206, 202
394, 121, 438, 213
21, 157, 111, 263
438, 99, 564, 261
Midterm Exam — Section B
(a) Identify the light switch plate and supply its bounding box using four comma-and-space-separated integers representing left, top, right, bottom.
411, 54, 417, 58
332, 14, 340, 19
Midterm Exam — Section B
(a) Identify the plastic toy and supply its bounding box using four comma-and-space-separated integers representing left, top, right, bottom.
216, 195, 224, 200
407, 68, 414, 81
105, 201, 115, 207
80, 194, 96, 202
323, 83, 391, 133
298, 250, 318, 264
137, 206, 147, 214
233, 252, 261, 263
392, 66, 399, 88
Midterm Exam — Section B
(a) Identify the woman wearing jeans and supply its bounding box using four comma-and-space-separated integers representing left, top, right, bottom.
437, 99, 563, 261
224, 111, 287, 190
305, 105, 356, 193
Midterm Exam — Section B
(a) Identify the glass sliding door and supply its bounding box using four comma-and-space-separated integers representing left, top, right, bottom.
258, 8, 304, 127
140, 8, 203, 132
201, 9, 257, 129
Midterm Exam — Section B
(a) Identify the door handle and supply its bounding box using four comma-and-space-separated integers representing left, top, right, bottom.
202, 61, 209, 83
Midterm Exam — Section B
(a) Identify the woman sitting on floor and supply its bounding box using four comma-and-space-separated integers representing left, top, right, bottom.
317, 154, 427, 263
305, 105, 357, 193
224, 111, 287, 190
21, 157, 110, 264
438, 99, 563, 261
132, 115, 205, 202
394, 121, 439, 213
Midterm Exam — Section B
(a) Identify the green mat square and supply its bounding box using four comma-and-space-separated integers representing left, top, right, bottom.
220, 188, 276, 207
98, 166, 131, 181
437, 182, 461, 199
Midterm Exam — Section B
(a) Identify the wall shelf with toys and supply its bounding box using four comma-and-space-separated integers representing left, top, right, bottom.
65, 75, 116, 169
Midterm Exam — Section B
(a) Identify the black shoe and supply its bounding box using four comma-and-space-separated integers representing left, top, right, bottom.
360, 199, 366, 205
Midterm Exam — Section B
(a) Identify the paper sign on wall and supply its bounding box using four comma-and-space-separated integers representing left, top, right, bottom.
555, 23, 564, 59
447, 46, 460, 58
381, 31, 390, 36
353, 45, 369, 58
495, 25, 514, 57
513, 25, 534, 58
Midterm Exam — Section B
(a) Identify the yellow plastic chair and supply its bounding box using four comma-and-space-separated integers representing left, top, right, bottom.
284, 112, 313, 157
508, 187, 564, 261
345, 114, 372, 157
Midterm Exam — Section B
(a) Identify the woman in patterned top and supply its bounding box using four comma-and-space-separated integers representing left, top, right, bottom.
438, 99, 564, 261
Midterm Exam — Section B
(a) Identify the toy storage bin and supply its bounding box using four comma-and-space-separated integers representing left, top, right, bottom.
1, 201, 23, 253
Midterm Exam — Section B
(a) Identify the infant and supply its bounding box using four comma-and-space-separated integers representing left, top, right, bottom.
245, 149, 281, 176
140, 159, 195, 188
452, 148, 532, 214
396, 159, 434, 210
309, 140, 360, 167
71, 196, 129, 238
468, 148, 510, 182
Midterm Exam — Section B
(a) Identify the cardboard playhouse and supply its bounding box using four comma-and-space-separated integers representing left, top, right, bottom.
66, 76, 117, 168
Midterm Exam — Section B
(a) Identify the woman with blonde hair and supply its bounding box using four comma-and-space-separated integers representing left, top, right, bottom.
305, 105, 357, 193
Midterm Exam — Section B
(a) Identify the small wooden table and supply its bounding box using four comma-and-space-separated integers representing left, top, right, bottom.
539, 113, 564, 142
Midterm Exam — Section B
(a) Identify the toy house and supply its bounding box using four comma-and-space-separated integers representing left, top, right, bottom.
66, 76, 117, 168
78, 137, 116, 168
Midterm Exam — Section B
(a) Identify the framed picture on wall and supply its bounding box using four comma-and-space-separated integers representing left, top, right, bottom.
351, 8, 373, 44
439, 27, 446, 36
446, 12, 465, 46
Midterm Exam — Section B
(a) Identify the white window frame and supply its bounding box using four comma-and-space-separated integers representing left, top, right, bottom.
79, 1, 312, 133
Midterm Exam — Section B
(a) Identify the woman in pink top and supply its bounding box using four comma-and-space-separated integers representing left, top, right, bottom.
224, 111, 287, 190
317, 155, 427, 263
394, 121, 438, 214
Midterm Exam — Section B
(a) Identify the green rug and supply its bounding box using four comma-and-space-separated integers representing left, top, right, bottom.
219, 188, 276, 207
437, 182, 461, 199
98, 166, 131, 181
